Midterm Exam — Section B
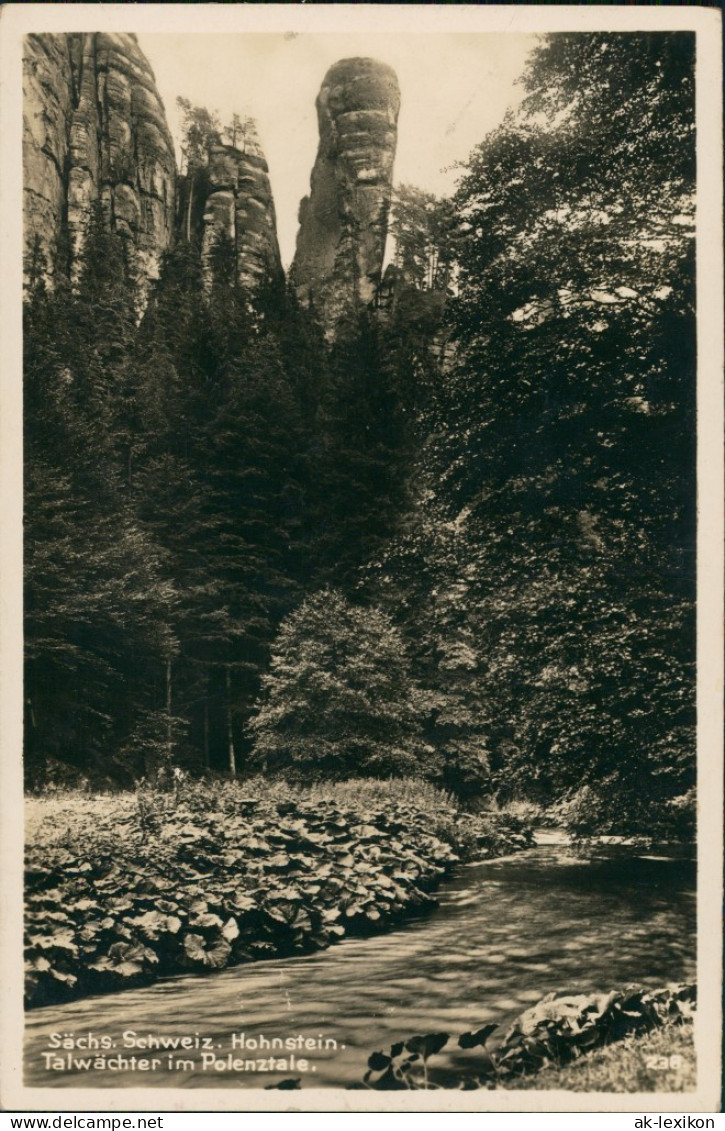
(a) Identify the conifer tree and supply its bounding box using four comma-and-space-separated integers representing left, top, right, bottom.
311, 313, 415, 585
24, 210, 179, 783
129, 230, 310, 773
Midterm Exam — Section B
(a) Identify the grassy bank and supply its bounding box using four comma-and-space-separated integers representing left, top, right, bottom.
25, 777, 532, 1010
508, 1020, 695, 1092
354, 984, 696, 1093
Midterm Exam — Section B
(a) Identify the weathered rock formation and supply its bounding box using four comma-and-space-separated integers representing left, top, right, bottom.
23, 33, 176, 291
291, 58, 400, 333
179, 124, 283, 296
23, 40, 397, 322
23, 35, 72, 282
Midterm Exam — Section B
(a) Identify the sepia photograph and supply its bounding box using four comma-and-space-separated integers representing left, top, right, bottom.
1, 2, 722, 1115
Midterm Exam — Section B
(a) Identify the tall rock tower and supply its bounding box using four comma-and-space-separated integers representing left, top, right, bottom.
177, 121, 283, 298
202, 131, 283, 295
290, 58, 400, 335
23, 33, 176, 294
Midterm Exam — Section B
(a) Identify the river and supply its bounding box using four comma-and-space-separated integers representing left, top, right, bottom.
24, 835, 696, 1089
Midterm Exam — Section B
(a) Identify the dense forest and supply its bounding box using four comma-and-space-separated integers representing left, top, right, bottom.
24, 33, 696, 839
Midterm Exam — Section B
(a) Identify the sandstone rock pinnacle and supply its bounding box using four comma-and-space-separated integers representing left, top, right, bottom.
291, 57, 401, 334
196, 122, 283, 297
23, 33, 176, 295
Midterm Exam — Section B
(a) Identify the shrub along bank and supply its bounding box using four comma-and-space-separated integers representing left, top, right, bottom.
356, 983, 695, 1090
508, 1012, 695, 1093
257, 982, 695, 1092
24, 779, 533, 1009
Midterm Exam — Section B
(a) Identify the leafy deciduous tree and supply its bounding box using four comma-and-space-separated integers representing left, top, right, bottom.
370, 32, 696, 830
248, 590, 428, 780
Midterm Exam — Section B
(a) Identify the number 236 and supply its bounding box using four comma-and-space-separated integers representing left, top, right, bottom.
646, 1054, 683, 1071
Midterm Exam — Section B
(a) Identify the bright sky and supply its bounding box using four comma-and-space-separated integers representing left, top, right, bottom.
139, 33, 537, 268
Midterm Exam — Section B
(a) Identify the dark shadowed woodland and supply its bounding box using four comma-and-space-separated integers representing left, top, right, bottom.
24, 33, 696, 832
22, 33, 698, 1084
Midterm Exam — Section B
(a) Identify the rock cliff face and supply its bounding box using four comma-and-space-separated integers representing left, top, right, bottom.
23, 33, 176, 291
291, 58, 400, 334
24, 40, 396, 322
23, 35, 72, 283
181, 124, 283, 296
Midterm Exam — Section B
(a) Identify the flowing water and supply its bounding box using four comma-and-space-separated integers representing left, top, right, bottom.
24, 836, 696, 1089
